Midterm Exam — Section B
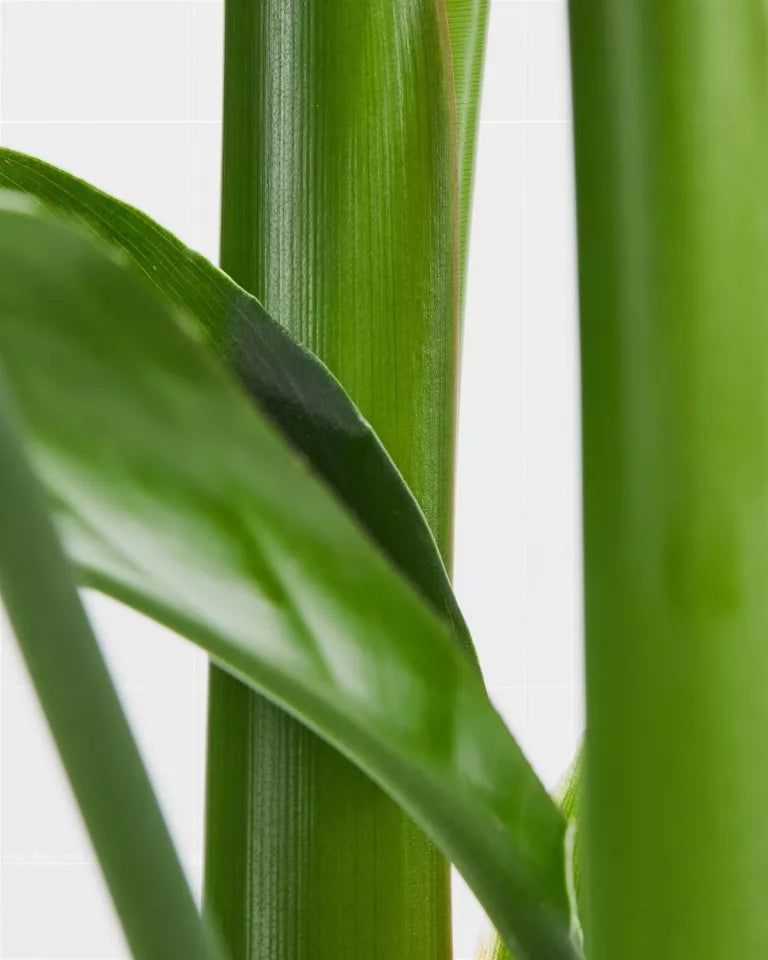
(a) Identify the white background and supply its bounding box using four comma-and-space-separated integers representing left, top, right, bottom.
0, 1, 583, 956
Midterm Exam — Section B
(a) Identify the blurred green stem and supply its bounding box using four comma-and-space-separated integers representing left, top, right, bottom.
570, 2, 768, 956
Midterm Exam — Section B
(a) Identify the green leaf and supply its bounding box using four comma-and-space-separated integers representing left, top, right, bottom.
214, 1, 462, 954
0, 377, 222, 960
0, 197, 576, 960
218, 1, 459, 555
0, 148, 474, 666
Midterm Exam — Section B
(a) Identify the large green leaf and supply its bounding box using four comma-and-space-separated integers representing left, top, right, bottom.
0, 148, 474, 665
0, 146, 468, 960
0, 197, 576, 960
0, 379, 223, 960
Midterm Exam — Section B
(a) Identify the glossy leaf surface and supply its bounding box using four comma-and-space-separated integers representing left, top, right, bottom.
0, 148, 473, 663
0, 380, 223, 960
0, 199, 575, 960
482, 747, 583, 960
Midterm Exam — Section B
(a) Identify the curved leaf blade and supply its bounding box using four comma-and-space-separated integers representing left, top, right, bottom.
0, 200, 575, 960
0, 379, 223, 960
481, 746, 584, 960
0, 148, 475, 665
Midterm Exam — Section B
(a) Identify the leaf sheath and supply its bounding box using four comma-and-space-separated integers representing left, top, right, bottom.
206, 2, 461, 958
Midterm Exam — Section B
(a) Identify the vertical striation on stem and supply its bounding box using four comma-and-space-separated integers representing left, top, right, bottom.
204, 3, 460, 959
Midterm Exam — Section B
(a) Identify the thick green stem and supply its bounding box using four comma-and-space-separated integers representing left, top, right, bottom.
204, 3, 459, 958
479, 746, 583, 960
569, 2, 768, 956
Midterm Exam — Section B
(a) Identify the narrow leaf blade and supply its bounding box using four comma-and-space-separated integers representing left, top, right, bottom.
0, 378, 223, 960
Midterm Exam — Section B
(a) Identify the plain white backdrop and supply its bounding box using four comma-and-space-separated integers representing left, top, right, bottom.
0, 1, 583, 956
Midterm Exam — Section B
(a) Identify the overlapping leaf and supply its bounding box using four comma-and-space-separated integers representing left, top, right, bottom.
444, 0, 491, 290
214, 4, 468, 952
0, 196, 576, 960
213, 5, 464, 953
0, 148, 474, 664
0, 381, 223, 960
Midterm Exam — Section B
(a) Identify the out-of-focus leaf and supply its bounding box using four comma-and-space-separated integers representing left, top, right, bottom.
0, 379, 223, 960
0, 199, 576, 960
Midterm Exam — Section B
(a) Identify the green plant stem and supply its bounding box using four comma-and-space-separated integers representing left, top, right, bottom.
204, 3, 459, 959
444, 0, 490, 299
569, 2, 768, 956
0, 379, 221, 960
